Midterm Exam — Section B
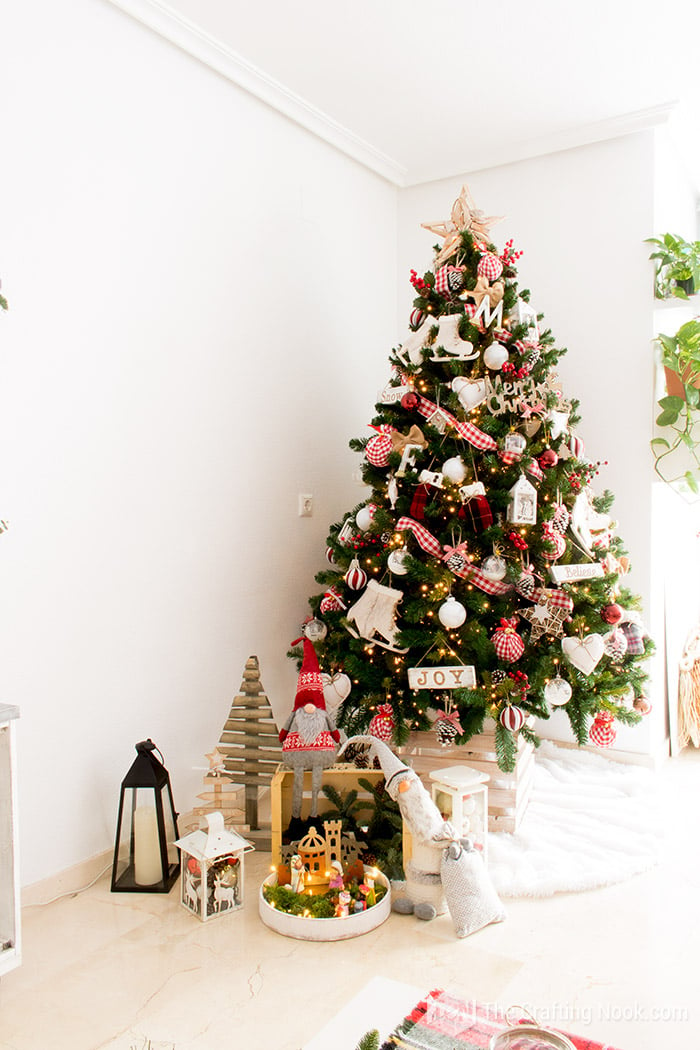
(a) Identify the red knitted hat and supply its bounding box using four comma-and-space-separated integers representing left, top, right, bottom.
291, 637, 326, 711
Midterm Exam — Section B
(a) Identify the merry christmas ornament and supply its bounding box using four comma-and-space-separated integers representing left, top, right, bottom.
438, 596, 467, 629
561, 633, 605, 675
544, 676, 572, 707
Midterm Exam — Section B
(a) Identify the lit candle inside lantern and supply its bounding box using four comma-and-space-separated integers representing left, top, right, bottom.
133, 807, 162, 886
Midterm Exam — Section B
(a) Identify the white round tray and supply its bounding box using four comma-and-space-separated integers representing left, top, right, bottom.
259, 869, 391, 941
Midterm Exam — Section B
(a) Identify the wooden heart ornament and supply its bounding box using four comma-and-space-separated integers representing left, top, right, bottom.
561, 633, 605, 675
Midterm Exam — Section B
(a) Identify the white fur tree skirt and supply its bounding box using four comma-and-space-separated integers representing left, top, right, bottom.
488, 741, 660, 898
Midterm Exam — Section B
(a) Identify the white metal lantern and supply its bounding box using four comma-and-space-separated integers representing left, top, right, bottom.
175, 812, 253, 921
0, 704, 21, 976
429, 765, 489, 865
507, 474, 538, 525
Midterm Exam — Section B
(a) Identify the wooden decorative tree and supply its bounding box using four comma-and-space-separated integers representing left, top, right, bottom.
216, 655, 282, 847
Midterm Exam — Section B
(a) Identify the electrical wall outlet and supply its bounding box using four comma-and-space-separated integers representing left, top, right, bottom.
298, 493, 313, 517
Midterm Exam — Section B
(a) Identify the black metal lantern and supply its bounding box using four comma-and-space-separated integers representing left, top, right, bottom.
111, 739, 180, 893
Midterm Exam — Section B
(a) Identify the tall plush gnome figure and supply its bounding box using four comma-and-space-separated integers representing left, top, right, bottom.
279, 637, 340, 839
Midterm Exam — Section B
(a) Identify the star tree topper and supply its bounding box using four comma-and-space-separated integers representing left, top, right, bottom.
422, 185, 504, 267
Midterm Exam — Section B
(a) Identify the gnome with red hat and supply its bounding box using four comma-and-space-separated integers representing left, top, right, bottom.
279, 637, 340, 837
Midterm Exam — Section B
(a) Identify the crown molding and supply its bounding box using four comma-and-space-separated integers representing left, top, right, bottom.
105, 0, 409, 186
405, 103, 678, 187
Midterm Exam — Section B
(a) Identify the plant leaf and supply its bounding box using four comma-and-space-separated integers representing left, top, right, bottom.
656, 408, 681, 427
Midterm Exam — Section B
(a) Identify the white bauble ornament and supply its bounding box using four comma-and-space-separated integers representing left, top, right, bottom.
356, 505, 375, 532
304, 618, 327, 642
442, 456, 467, 484
452, 376, 488, 411
438, 596, 467, 628
387, 549, 409, 575
482, 555, 507, 581
483, 344, 509, 370
544, 677, 572, 707
561, 633, 605, 675
320, 672, 352, 714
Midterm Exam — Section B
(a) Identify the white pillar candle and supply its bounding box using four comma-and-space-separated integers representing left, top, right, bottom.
134, 807, 162, 886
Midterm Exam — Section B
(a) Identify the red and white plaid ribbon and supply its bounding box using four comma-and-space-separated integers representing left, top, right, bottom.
531, 585, 574, 613
435, 265, 464, 295
396, 517, 513, 595
415, 395, 497, 451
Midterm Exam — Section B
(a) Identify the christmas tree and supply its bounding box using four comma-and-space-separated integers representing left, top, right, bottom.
298, 186, 652, 771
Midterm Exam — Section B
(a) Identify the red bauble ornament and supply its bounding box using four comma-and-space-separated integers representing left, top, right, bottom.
633, 696, 652, 715
589, 711, 616, 748
499, 705, 525, 732
600, 603, 623, 626
538, 448, 559, 469
401, 391, 419, 411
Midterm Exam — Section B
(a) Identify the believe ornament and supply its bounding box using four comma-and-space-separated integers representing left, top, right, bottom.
345, 558, 368, 591
544, 676, 572, 707
589, 711, 616, 748
368, 703, 396, 742
561, 633, 605, 675
491, 618, 525, 662
499, 704, 526, 732
438, 596, 467, 629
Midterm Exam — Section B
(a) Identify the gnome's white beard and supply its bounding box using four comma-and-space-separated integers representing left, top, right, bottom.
395, 774, 455, 845
293, 706, 328, 744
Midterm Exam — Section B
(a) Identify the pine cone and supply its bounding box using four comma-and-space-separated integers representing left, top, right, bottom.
361, 850, 377, 866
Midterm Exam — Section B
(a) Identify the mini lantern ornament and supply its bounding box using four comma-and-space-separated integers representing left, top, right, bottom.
430, 764, 489, 861
504, 432, 527, 458
345, 558, 368, 590
111, 739, 180, 893
175, 812, 251, 922
589, 711, 617, 748
507, 474, 538, 525
438, 595, 467, 628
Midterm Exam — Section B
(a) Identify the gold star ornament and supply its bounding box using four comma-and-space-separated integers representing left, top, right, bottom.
421, 185, 504, 267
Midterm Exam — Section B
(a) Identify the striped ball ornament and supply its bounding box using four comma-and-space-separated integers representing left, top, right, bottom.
409, 308, 425, 330
344, 558, 368, 590
477, 253, 504, 282
499, 704, 526, 732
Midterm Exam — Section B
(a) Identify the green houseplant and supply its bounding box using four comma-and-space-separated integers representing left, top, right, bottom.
651, 318, 700, 496
646, 232, 700, 299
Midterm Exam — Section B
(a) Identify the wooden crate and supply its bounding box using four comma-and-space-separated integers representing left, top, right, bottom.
398, 728, 534, 834
270, 764, 385, 865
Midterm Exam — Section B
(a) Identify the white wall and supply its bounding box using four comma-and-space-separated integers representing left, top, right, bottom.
398, 133, 661, 756
0, 0, 397, 886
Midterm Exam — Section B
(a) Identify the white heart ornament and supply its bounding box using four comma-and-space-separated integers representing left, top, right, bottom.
561, 634, 605, 676
320, 672, 352, 713
452, 376, 488, 411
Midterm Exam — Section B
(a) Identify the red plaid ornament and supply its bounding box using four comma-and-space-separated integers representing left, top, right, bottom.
368, 703, 395, 742
435, 265, 465, 295
366, 425, 394, 467
621, 621, 645, 655
491, 617, 525, 662
589, 711, 616, 748
477, 253, 504, 282
459, 493, 493, 532
319, 586, 346, 613
541, 523, 566, 562
527, 459, 544, 483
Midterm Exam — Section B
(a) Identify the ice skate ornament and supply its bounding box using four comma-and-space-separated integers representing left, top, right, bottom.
396, 314, 438, 367
338, 736, 505, 936
426, 314, 479, 363
279, 637, 340, 826
421, 184, 504, 267
345, 579, 409, 653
